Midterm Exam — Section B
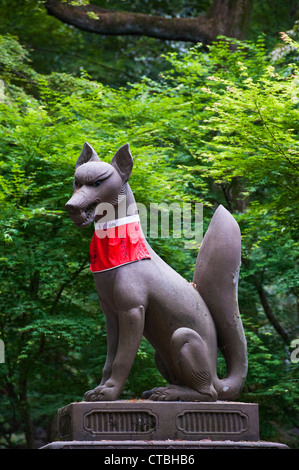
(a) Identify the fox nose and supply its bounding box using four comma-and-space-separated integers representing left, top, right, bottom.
65, 200, 79, 214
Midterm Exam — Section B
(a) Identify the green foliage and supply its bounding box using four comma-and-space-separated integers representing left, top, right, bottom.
1, 0, 297, 88
0, 33, 188, 448
146, 35, 299, 445
0, 30, 298, 448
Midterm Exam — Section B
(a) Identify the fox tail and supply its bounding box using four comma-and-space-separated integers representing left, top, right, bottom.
193, 205, 248, 400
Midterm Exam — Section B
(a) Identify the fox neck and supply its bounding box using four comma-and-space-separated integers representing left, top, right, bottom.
95, 183, 139, 223
116, 183, 138, 219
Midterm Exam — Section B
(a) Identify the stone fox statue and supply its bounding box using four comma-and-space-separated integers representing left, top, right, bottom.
65, 142, 248, 402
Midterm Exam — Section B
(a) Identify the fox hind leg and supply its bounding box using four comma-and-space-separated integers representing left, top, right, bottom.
172, 327, 217, 399
142, 351, 178, 399
149, 327, 217, 401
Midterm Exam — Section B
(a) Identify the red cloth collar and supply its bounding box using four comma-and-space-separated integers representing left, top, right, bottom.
90, 216, 151, 272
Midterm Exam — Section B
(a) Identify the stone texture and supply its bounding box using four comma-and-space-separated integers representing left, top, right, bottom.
40, 439, 288, 449
57, 400, 259, 443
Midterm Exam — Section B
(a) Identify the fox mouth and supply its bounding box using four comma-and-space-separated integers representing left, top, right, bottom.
70, 202, 97, 227
82, 203, 98, 226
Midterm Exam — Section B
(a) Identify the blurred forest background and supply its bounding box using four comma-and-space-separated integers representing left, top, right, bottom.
0, 0, 298, 448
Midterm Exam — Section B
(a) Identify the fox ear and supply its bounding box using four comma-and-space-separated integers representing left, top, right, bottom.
76, 142, 100, 168
111, 143, 133, 182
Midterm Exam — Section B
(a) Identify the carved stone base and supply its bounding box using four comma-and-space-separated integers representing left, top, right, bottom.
56, 400, 259, 442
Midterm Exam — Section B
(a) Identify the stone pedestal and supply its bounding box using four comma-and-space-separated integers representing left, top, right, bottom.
57, 400, 259, 442
40, 400, 288, 449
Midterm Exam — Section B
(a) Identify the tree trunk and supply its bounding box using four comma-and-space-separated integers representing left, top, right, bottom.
45, 0, 253, 43
19, 374, 35, 448
210, 0, 254, 40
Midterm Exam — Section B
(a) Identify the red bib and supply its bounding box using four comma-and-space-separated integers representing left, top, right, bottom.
90, 217, 151, 273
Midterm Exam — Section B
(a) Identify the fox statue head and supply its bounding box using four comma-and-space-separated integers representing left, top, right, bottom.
65, 142, 133, 227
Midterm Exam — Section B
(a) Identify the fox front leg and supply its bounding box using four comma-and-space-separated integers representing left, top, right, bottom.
83, 306, 145, 401
99, 312, 119, 386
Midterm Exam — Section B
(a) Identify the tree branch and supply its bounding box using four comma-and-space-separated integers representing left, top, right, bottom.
253, 274, 291, 345
50, 255, 89, 314
45, 0, 253, 43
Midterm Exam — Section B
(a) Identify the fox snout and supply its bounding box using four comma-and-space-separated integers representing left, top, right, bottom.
65, 199, 79, 215
65, 190, 85, 214
65, 190, 98, 227
65, 199, 86, 226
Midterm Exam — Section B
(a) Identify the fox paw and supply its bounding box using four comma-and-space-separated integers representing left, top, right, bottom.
83, 384, 120, 401
144, 385, 217, 402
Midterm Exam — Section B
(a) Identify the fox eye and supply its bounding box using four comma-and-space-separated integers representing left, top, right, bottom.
93, 180, 102, 187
